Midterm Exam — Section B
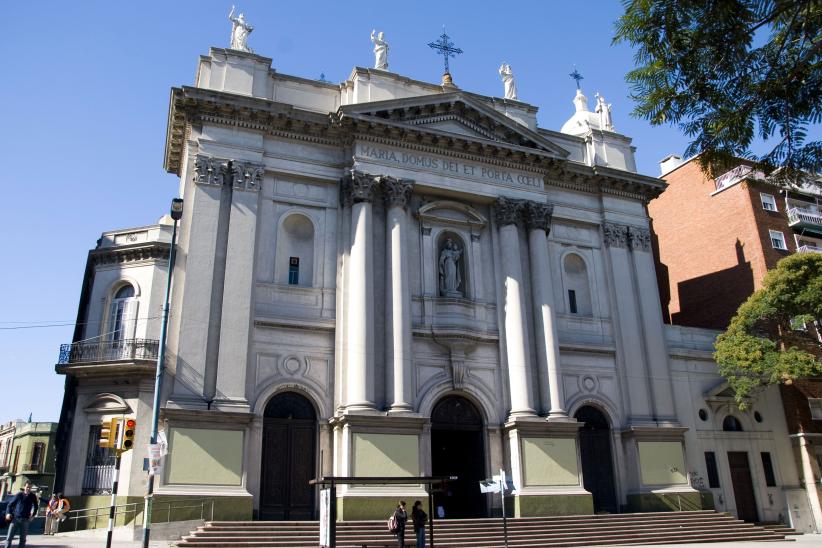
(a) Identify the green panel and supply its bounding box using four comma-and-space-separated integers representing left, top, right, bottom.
353, 433, 419, 477
513, 494, 593, 517
68, 496, 143, 530
627, 491, 710, 512
521, 437, 579, 487
153, 495, 253, 522
638, 441, 687, 485
166, 427, 243, 486
337, 496, 406, 520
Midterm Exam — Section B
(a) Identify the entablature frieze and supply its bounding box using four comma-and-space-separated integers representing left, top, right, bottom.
90, 242, 170, 267
165, 87, 666, 203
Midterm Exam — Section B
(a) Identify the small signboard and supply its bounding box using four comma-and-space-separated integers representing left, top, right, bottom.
319, 488, 331, 547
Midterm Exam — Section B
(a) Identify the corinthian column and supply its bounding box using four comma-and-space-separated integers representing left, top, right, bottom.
345, 171, 379, 411
383, 176, 414, 413
495, 197, 536, 418
524, 201, 567, 418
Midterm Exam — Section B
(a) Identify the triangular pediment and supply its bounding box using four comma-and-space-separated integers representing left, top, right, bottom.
339, 92, 569, 159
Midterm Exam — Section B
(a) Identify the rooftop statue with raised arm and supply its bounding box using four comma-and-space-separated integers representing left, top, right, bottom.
228, 6, 254, 52
499, 63, 518, 101
371, 30, 389, 70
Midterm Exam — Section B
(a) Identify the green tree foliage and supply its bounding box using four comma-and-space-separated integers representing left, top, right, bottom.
714, 253, 822, 405
614, 0, 822, 182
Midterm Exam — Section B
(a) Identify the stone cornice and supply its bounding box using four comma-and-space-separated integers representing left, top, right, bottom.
90, 242, 170, 267
164, 86, 667, 202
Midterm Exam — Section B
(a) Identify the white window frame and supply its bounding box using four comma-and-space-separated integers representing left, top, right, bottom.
760, 193, 778, 212
809, 399, 822, 420
769, 230, 787, 250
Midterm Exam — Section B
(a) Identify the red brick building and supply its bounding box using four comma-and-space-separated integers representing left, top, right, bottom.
650, 154, 822, 530
649, 156, 822, 330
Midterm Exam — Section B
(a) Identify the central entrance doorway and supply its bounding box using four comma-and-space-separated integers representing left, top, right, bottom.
260, 391, 316, 520
430, 395, 486, 518
575, 405, 618, 513
728, 451, 759, 522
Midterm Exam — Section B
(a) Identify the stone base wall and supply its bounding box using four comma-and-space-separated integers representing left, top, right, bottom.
626, 491, 713, 513
513, 493, 593, 517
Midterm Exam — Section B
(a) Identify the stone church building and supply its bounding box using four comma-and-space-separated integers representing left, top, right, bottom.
54, 41, 810, 528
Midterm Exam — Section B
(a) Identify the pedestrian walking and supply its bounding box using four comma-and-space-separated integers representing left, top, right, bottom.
4, 481, 39, 548
411, 500, 427, 548
393, 500, 408, 548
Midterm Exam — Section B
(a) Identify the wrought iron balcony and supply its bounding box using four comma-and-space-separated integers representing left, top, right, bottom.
788, 207, 822, 233
58, 339, 160, 365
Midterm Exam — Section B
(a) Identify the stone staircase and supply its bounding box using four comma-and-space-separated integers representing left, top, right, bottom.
175, 510, 792, 547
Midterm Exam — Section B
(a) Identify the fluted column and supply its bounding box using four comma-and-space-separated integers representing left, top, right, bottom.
345, 171, 379, 411
383, 176, 414, 413
495, 197, 536, 418
524, 202, 567, 418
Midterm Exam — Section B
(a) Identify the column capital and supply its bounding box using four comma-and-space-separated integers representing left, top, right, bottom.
628, 226, 652, 252
193, 155, 263, 192
494, 197, 525, 226
603, 222, 629, 248
347, 170, 380, 203
523, 201, 554, 233
381, 176, 414, 208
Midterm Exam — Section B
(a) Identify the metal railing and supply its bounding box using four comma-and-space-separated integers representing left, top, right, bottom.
60, 502, 140, 532
787, 207, 822, 228
797, 245, 822, 254
81, 464, 115, 495
58, 498, 215, 532
58, 339, 160, 364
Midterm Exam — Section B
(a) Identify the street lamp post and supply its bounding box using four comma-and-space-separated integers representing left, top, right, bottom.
142, 198, 183, 548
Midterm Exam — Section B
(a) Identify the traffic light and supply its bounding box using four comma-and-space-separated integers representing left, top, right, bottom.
98, 418, 119, 449
122, 419, 137, 451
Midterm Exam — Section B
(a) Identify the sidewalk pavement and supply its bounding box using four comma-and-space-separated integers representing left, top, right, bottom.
3, 534, 175, 547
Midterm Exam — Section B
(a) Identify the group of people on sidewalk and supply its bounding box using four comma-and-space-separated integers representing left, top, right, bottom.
392, 500, 427, 548
3, 481, 70, 548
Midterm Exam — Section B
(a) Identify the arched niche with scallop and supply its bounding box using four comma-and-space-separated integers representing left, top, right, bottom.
274, 212, 315, 287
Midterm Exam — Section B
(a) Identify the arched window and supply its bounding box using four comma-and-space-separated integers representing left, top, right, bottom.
108, 284, 137, 343
275, 214, 315, 287
723, 415, 744, 432
437, 232, 467, 298
563, 254, 592, 315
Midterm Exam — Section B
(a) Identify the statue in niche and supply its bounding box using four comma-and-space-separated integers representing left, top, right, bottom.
595, 93, 614, 131
228, 6, 254, 52
371, 30, 389, 70
498, 63, 518, 100
439, 237, 464, 298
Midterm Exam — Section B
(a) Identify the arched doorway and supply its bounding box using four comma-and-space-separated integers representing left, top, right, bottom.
431, 395, 486, 518
260, 392, 317, 520
575, 405, 618, 513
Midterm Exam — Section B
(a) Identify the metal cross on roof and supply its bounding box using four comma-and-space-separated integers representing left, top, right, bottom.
569, 68, 584, 89
428, 28, 463, 75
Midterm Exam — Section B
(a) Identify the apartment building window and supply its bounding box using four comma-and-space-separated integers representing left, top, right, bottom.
769, 230, 787, 250
29, 442, 44, 471
11, 447, 19, 474
760, 193, 778, 212
809, 398, 822, 420
705, 452, 721, 488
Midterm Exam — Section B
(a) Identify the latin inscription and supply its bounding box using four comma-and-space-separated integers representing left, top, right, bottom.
357, 144, 541, 189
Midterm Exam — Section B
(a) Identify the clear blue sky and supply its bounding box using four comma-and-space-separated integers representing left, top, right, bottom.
0, 1, 704, 422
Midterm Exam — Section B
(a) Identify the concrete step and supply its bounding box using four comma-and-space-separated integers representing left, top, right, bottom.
175, 511, 790, 547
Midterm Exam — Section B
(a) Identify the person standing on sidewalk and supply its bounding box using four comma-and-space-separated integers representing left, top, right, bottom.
4, 482, 39, 547
44, 494, 59, 535
393, 500, 408, 548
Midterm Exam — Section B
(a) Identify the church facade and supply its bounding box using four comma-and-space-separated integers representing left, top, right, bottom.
55, 43, 807, 527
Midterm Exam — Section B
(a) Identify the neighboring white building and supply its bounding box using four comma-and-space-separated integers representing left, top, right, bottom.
54, 43, 808, 528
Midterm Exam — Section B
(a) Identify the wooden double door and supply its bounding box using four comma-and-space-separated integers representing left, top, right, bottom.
728, 452, 759, 522
259, 392, 317, 520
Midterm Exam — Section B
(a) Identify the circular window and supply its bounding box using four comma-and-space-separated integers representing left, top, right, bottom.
754, 411, 763, 423
698, 409, 708, 421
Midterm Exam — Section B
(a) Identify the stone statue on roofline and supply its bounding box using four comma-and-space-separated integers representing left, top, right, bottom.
499, 63, 518, 100
595, 93, 614, 131
371, 30, 389, 70
228, 6, 254, 53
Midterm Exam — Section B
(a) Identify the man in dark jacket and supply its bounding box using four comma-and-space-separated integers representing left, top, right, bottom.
4, 482, 38, 548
